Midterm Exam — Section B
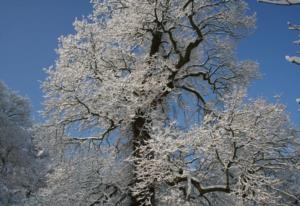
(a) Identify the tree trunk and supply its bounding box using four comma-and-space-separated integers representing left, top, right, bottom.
130, 111, 155, 206
130, 30, 162, 206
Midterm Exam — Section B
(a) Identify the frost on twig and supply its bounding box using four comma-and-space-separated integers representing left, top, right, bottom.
258, 0, 300, 5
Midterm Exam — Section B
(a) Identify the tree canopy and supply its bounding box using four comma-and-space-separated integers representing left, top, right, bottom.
40, 1, 300, 205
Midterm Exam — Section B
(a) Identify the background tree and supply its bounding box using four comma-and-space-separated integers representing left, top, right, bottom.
0, 81, 45, 206
42, 0, 299, 205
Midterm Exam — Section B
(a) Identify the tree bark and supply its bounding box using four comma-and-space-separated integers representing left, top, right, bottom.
130, 31, 162, 206
130, 112, 155, 206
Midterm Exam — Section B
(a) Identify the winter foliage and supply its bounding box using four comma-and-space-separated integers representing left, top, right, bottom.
1, 0, 300, 206
132, 91, 300, 205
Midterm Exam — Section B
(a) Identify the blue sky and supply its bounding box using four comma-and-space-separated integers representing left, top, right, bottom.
0, 1, 299, 123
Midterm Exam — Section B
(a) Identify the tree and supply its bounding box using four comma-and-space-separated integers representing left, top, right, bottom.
42, 0, 299, 205
0, 81, 44, 205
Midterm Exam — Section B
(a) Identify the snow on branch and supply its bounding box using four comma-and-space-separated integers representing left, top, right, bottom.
258, 0, 300, 5
285, 55, 300, 64
131, 91, 300, 205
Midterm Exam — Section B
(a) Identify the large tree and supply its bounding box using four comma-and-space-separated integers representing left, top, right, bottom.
42, 0, 299, 205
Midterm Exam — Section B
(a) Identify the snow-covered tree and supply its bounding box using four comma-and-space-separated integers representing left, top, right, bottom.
0, 81, 31, 127
0, 81, 45, 205
42, 0, 299, 205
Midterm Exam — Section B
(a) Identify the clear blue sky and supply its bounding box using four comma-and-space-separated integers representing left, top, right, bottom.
0, 1, 299, 123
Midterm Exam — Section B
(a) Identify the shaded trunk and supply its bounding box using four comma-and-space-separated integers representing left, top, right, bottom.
130, 31, 162, 206
130, 112, 155, 206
